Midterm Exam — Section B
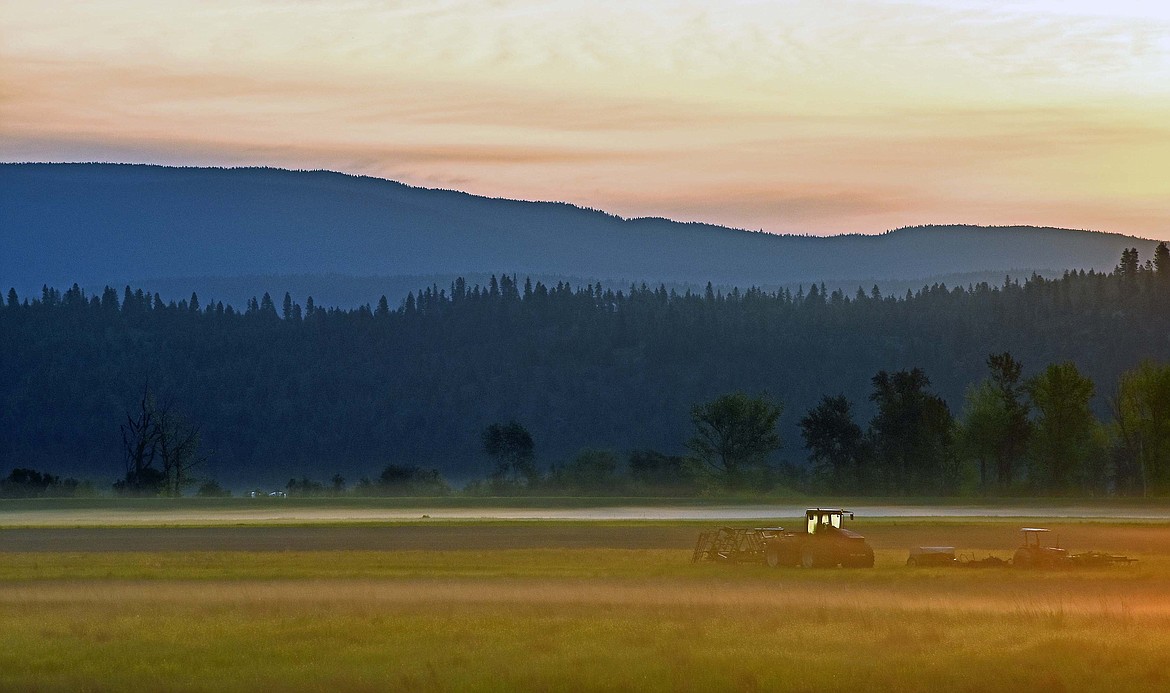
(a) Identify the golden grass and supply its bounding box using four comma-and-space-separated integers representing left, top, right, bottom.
4, 579, 1170, 692
3, 519, 1170, 691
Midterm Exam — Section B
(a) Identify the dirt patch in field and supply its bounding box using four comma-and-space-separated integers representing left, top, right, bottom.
3, 503, 1169, 528
4, 577, 1169, 620
4, 520, 1169, 555
0, 524, 700, 552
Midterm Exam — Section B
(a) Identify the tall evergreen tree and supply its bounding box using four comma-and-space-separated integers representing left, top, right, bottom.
1117, 247, 1140, 279
1155, 242, 1170, 285
260, 292, 278, 319
985, 352, 1031, 489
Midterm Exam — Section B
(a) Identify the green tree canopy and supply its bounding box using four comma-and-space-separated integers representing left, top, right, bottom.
800, 394, 866, 492
686, 392, 782, 489
1116, 361, 1170, 494
966, 352, 1033, 491
555, 448, 618, 494
482, 421, 537, 489
374, 463, 450, 496
1027, 362, 1099, 494
959, 380, 1008, 492
869, 368, 956, 495
627, 449, 697, 494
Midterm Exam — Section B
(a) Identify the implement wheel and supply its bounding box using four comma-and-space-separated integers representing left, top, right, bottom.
801, 547, 819, 569
765, 547, 782, 568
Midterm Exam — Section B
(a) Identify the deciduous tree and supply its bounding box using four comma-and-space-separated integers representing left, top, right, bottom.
1116, 361, 1170, 494
1027, 362, 1098, 493
686, 392, 782, 489
482, 421, 537, 489
869, 369, 955, 494
800, 395, 866, 491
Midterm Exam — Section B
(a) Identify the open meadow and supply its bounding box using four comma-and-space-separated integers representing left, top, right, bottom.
3, 502, 1170, 691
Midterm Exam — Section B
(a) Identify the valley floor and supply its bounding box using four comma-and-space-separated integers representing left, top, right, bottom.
2, 508, 1169, 691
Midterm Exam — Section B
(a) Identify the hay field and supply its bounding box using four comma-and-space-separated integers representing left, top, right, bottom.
3, 516, 1170, 691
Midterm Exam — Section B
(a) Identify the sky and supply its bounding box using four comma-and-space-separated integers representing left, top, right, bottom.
2, 0, 1169, 238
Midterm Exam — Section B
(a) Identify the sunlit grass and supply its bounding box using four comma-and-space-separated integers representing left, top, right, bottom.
2, 518, 1170, 691
0, 547, 1165, 582
3, 583, 1169, 692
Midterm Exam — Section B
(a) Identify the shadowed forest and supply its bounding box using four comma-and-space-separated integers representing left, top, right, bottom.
2, 245, 1168, 496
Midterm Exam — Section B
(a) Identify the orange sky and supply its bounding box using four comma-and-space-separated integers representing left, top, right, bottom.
2, 0, 1168, 238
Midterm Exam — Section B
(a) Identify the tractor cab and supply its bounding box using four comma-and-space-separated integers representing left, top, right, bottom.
806, 508, 854, 535
1013, 528, 1069, 568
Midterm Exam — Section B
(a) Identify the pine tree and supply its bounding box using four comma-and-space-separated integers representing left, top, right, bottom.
1117, 247, 1139, 279
260, 292, 278, 319
986, 352, 1031, 489
1155, 242, 1170, 286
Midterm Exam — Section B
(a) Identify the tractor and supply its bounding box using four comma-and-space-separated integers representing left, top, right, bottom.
1011, 527, 1136, 568
1012, 528, 1069, 568
692, 508, 874, 568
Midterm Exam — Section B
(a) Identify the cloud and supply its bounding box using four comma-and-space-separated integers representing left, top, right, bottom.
2, 1, 1169, 239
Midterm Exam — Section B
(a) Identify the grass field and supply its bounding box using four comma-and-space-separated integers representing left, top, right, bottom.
3, 512, 1170, 691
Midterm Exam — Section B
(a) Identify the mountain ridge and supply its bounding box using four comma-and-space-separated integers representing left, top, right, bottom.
2, 163, 1160, 302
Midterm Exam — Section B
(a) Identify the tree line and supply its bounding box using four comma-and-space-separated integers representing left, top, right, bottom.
0, 243, 1167, 495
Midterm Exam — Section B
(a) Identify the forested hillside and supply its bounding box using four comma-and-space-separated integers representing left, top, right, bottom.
2, 246, 1168, 493
1, 164, 1160, 303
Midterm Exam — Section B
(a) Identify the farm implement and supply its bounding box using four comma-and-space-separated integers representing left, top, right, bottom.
906, 528, 1136, 569
693, 508, 875, 568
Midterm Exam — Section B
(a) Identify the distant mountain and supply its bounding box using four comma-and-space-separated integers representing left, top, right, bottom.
1, 163, 1159, 304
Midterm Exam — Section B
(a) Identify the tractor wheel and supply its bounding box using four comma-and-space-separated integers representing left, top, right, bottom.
801, 547, 819, 569
906, 556, 918, 567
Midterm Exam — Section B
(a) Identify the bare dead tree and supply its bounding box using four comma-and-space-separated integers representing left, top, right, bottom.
115, 383, 204, 496
155, 403, 204, 497
117, 384, 164, 495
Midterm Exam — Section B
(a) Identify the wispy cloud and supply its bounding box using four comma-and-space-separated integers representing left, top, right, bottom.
2, 0, 1168, 237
